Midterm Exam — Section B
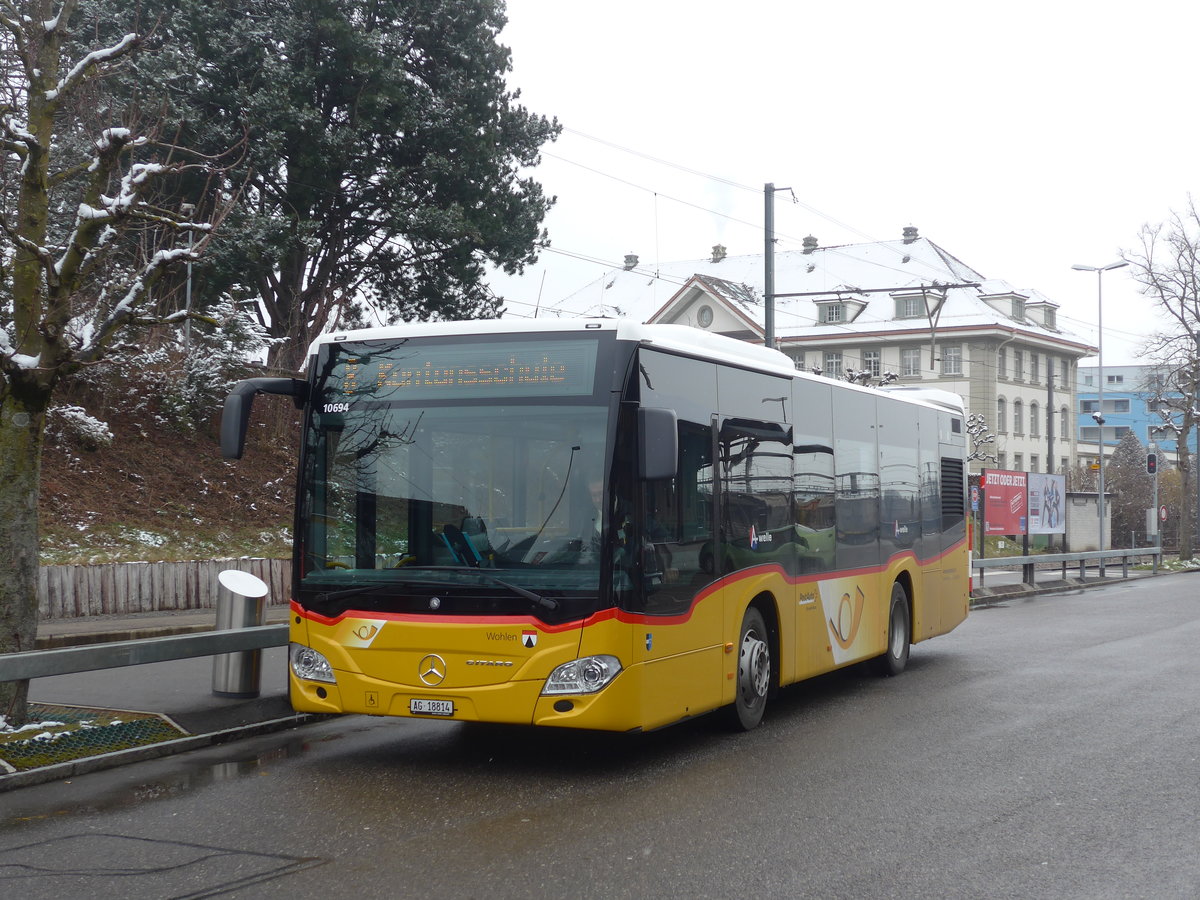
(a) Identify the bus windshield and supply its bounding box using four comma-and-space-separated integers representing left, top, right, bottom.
299, 398, 613, 619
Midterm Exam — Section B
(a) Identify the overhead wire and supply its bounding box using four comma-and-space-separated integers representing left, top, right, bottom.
529, 128, 1161, 386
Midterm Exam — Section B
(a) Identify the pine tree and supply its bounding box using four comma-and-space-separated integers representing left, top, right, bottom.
130, 0, 560, 369
1106, 432, 1153, 549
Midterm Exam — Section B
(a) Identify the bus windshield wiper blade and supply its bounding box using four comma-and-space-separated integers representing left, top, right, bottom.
425, 566, 559, 612
314, 583, 397, 605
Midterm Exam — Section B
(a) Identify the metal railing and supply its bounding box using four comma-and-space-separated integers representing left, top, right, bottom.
2, 546, 1167, 681
0, 624, 288, 683
972, 547, 1162, 589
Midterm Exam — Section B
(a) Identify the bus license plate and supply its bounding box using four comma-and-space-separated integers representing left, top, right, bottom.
410, 698, 454, 717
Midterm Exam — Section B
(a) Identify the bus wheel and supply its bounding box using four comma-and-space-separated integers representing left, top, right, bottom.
727, 606, 771, 731
878, 582, 910, 677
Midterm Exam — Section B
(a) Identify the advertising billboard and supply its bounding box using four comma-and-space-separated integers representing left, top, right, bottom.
983, 469, 1027, 536
1027, 473, 1066, 535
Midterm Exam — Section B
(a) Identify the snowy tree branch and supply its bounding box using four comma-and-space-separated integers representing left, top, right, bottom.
44, 31, 141, 110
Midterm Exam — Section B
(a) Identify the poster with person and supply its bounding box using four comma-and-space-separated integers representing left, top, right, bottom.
1027, 473, 1066, 535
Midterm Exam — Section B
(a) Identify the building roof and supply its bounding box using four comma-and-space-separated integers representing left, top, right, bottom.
536, 232, 1095, 355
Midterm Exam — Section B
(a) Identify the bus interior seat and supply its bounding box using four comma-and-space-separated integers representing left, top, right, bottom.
460, 517, 492, 557
442, 524, 481, 566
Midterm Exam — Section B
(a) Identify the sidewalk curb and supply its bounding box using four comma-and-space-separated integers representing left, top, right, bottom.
0, 712, 319, 793
969, 567, 1175, 607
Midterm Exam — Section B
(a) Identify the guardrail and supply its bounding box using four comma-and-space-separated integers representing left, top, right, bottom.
973, 547, 1162, 588
2, 547, 1165, 681
0, 624, 289, 683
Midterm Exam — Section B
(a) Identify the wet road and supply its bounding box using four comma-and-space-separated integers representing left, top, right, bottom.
3, 574, 1199, 898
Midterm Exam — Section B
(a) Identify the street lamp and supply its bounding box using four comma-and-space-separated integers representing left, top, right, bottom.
1073, 260, 1129, 575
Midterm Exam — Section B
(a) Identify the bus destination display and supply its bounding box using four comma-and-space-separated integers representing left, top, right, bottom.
324, 338, 599, 401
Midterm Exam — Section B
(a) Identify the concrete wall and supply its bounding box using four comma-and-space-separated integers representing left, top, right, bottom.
1065, 492, 1111, 552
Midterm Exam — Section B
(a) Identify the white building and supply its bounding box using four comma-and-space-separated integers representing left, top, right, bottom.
536, 228, 1095, 475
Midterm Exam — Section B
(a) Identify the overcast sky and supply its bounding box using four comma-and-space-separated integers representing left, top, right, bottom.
486, 0, 1200, 366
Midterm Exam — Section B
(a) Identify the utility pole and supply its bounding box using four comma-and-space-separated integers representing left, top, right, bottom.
763, 183, 791, 350
764, 183, 775, 349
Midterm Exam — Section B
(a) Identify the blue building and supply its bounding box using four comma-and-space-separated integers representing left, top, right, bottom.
1076, 365, 1197, 465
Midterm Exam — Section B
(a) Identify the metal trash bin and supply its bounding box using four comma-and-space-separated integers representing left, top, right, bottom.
212, 569, 271, 699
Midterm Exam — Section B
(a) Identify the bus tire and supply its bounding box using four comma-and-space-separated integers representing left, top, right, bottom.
878, 582, 910, 677
726, 606, 771, 731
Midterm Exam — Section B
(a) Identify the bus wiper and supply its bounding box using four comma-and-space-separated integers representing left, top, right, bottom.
314, 583, 398, 605
426, 566, 559, 612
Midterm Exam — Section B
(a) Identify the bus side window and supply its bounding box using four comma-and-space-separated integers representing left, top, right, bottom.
642, 422, 714, 615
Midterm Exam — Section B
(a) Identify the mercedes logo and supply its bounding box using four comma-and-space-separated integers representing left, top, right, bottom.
418, 653, 446, 686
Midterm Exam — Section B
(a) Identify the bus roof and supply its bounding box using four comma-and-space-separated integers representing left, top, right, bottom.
308, 318, 798, 376
308, 319, 964, 415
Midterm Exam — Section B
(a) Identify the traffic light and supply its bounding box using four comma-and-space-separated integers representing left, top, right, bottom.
1147, 452, 1158, 475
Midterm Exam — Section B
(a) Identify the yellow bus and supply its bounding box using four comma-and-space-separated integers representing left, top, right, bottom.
222, 319, 968, 731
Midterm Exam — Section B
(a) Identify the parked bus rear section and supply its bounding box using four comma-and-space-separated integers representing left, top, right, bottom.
222, 319, 968, 732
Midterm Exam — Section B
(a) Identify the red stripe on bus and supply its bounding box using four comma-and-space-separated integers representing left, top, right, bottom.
291, 536, 966, 632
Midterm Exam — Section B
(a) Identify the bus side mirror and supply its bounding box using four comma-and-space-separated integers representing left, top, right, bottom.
638, 407, 678, 480
221, 377, 307, 459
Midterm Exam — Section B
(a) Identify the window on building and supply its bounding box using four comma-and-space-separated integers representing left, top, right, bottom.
862, 349, 880, 376
1114, 426, 1131, 439
1012, 298, 1026, 319
1045, 308, 1056, 329
1084, 374, 1094, 386
1111, 399, 1130, 413
1080, 399, 1098, 414
941, 345, 962, 376
824, 351, 843, 378
1060, 456, 1068, 473
997, 452, 1007, 469
1081, 426, 1099, 442
900, 347, 921, 376
1031, 353, 1040, 383
1013, 350, 1024, 381
821, 304, 844, 324
1059, 359, 1068, 383
1014, 399, 1024, 435
1013, 452, 1024, 470
895, 296, 924, 318
1030, 401, 1040, 437
998, 348, 1008, 379
1060, 407, 1069, 437
794, 351, 806, 371
997, 397, 1007, 433
1107, 374, 1124, 384
1030, 454, 1040, 473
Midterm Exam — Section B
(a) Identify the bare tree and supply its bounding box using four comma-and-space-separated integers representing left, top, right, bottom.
1126, 199, 1200, 558
0, 0, 227, 724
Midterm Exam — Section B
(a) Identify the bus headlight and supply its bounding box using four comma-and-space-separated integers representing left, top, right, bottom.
542, 655, 622, 695
290, 643, 336, 683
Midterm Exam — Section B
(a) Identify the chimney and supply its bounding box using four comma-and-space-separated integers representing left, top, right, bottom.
902, 226, 919, 244
623, 253, 639, 270
802, 235, 818, 254
711, 244, 727, 263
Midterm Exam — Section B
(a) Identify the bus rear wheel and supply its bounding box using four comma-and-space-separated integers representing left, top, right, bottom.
727, 606, 771, 731
878, 582, 910, 677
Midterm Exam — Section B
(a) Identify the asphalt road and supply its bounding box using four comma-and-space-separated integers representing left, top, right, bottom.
3, 573, 1199, 899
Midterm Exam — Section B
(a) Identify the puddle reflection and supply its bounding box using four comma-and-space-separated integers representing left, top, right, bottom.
2, 729, 344, 826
